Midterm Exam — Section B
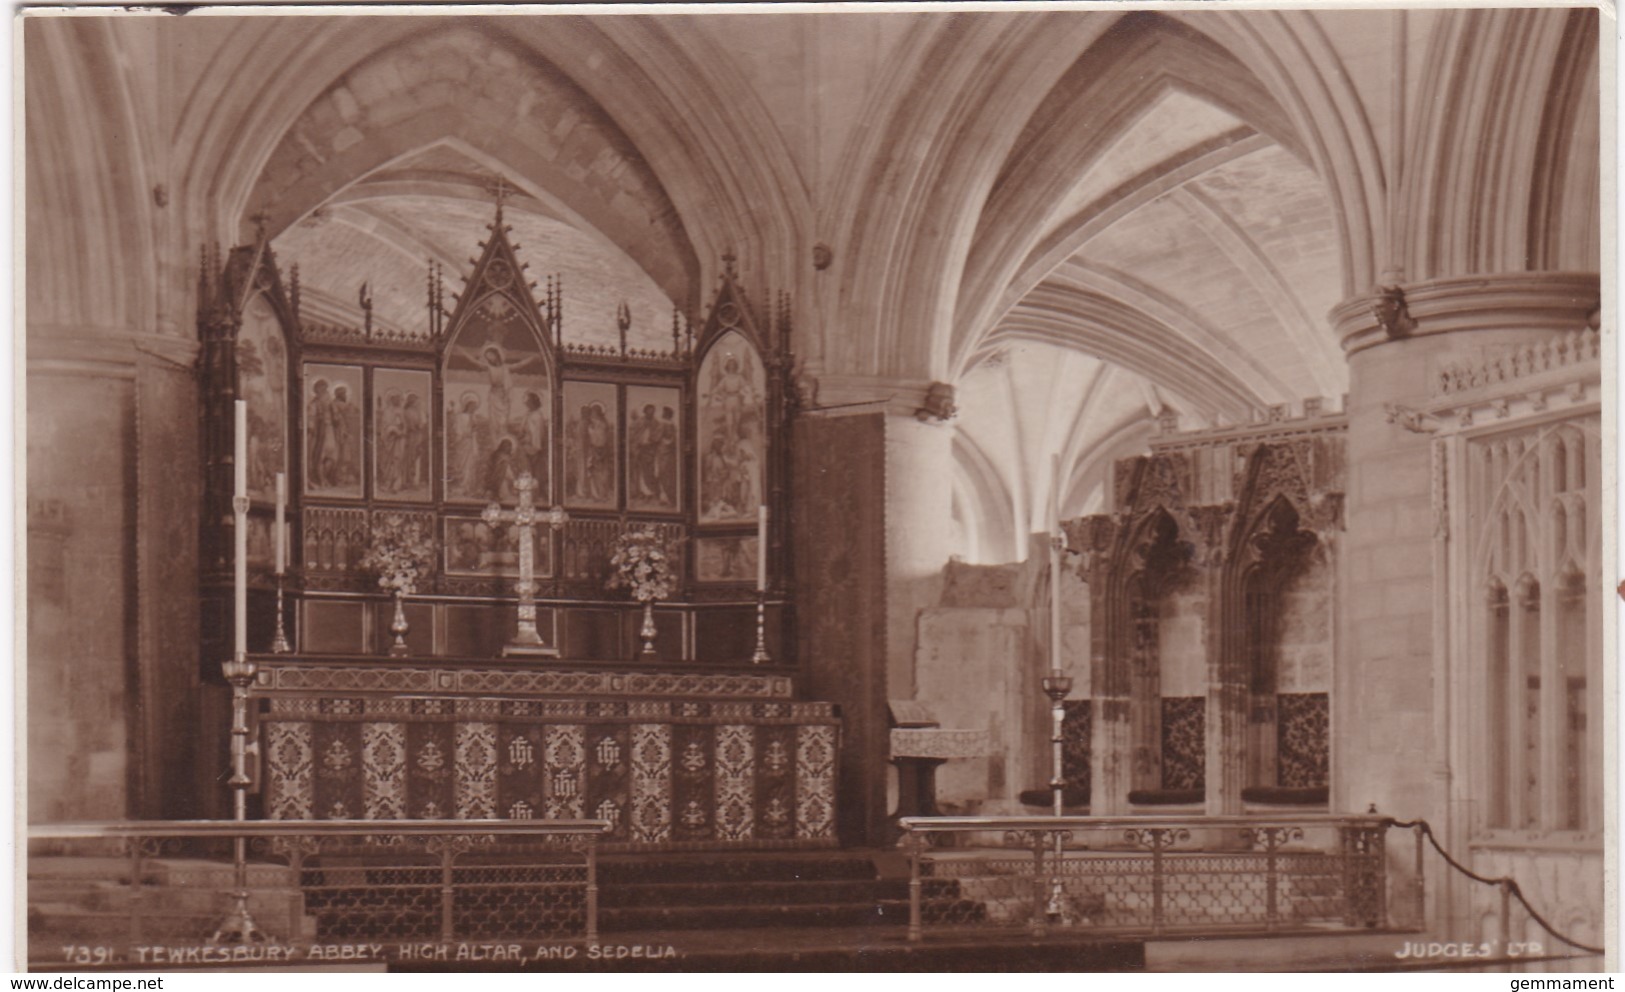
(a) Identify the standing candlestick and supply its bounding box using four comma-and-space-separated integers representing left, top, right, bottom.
212, 652, 264, 945
750, 591, 772, 665
270, 575, 291, 654
271, 470, 291, 654
274, 472, 287, 576
233, 400, 248, 659
756, 504, 768, 592
1040, 667, 1074, 925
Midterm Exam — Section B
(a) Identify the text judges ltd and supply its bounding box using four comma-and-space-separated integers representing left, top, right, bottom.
1393, 940, 1545, 960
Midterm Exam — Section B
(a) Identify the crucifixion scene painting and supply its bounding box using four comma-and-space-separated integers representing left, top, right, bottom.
18, 1, 1611, 977
444, 305, 553, 505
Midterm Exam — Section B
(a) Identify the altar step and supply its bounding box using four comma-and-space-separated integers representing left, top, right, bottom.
595, 851, 965, 933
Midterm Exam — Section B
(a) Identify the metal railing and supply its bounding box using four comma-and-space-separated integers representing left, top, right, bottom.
28, 819, 610, 965
899, 814, 1394, 941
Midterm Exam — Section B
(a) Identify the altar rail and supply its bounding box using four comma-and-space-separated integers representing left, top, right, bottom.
28, 819, 609, 967
899, 814, 1401, 942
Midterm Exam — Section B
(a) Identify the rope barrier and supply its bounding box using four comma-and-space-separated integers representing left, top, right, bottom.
1386, 817, 1604, 956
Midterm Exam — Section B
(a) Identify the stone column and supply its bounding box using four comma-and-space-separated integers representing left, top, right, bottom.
1330, 273, 1596, 927
884, 411, 956, 699
1193, 508, 1242, 817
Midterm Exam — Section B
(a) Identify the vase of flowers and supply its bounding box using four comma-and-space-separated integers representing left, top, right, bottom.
607, 525, 677, 657
360, 513, 437, 657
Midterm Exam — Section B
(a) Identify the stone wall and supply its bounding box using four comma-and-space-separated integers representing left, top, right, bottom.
1157, 583, 1207, 698
1462, 846, 1604, 956
27, 373, 134, 821
910, 550, 1090, 813
1276, 548, 1332, 693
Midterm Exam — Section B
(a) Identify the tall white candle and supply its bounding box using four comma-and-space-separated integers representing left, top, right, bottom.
757, 504, 768, 592
234, 400, 249, 657
274, 471, 287, 575
1049, 454, 1062, 671
235, 400, 248, 500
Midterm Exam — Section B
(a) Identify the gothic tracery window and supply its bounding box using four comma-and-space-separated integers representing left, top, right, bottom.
1474, 419, 1600, 834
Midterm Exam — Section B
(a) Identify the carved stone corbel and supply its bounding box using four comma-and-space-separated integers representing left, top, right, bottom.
915, 381, 957, 423
1185, 503, 1236, 568
1371, 285, 1416, 339
1384, 402, 1440, 434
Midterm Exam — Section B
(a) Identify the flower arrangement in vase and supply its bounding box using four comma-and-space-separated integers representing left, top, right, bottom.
359, 513, 437, 656
607, 525, 677, 656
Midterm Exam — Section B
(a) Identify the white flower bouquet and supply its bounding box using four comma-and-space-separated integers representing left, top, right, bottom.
360, 513, 437, 596
607, 525, 677, 603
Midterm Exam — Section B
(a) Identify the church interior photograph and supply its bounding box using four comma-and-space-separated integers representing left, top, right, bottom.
20, 2, 1609, 974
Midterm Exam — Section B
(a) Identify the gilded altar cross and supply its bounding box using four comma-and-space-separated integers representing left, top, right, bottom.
483, 472, 568, 656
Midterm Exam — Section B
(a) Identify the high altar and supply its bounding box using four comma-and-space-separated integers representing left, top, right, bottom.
196, 203, 837, 850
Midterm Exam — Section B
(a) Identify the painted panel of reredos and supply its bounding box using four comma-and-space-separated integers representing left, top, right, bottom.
237, 291, 289, 502
626, 384, 682, 514
562, 379, 620, 509
443, 292, 553, 506
697, 330, 766, 524
372, 368, 432, 503
303, 362, 364, 499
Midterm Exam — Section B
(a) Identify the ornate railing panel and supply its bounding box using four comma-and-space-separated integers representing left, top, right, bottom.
28, 819, 608, 968
900, 814, 1395, 941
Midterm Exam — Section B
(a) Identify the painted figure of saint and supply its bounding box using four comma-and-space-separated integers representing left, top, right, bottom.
330, 384, 360, 487
655, 406, 679, 506
447, 392, 482, 494
377, 389, 406, 493
698, 340, 766, 522
630, 403, 661, 501
583, 402, 613, 501
521, 391, 548, 490
307, 379, 335, 487
486, 437, 519, 503
402, 392, 427, 491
